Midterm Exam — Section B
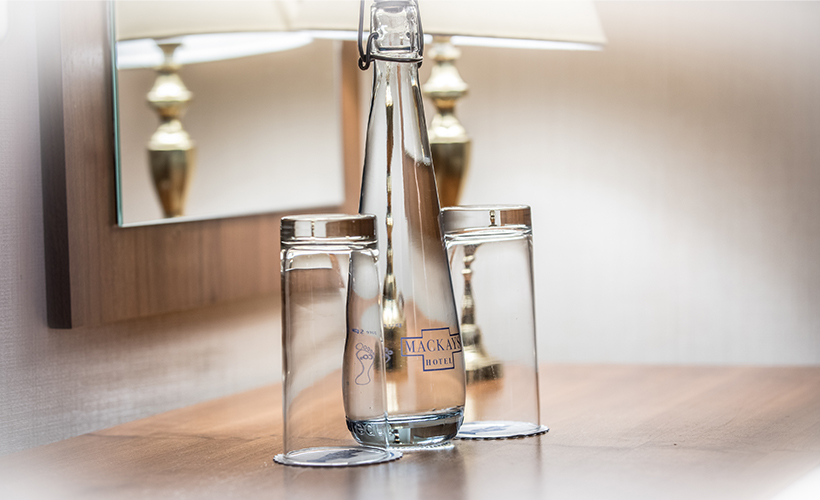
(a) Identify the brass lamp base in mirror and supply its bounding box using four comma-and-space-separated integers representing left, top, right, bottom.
148, 147, 196, 218
147, 42, 195, 218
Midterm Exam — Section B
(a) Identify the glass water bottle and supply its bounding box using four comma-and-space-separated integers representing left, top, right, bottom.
356, 0, 466, 448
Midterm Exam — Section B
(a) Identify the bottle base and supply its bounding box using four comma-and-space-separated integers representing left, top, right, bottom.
348, 408, 463, 449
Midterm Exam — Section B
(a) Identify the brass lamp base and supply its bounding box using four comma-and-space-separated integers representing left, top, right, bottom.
423, 36, 471, 209
424, 39, 503, 384
148, 148, 196, 218
147, 42, 195, 218
461, 323, 503, 383
430, 141, 470, 210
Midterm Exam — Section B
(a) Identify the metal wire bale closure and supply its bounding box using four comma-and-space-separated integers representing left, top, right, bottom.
358, 0, 424, 70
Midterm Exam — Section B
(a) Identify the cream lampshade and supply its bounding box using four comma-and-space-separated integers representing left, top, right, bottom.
288, 0, 605, 44
114, 1, 310, 68
116, 1, 292, 40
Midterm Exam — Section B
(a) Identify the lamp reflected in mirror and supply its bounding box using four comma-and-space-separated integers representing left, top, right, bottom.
113, 1, 345, 227
146, 42, 195, 218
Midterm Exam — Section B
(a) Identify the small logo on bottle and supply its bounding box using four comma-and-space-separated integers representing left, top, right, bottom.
400, 327, 462, 372
355, 343, 375, 385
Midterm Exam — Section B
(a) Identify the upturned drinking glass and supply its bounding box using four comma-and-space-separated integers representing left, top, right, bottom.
275, 214, 401, 467
357, 0, 466, 448
441, 205, 548, 439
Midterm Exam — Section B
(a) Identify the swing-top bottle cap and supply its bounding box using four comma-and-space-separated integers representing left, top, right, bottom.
440, 205, 532, 234
281, 214, 377, 244
370, 0, 422, 60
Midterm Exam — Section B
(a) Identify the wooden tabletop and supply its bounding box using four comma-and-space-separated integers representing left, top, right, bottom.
2, 365, 819, 499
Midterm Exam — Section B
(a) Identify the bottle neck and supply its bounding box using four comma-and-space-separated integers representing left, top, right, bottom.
368, 57, 429, 160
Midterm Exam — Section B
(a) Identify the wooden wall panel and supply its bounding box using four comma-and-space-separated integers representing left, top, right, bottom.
36, 2, 72, 328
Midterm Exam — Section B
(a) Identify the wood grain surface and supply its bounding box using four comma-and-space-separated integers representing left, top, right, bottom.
2, 365, 819, 499
36, 2, 362, 328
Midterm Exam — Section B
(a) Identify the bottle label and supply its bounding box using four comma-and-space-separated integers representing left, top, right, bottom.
400, 327, 462, 372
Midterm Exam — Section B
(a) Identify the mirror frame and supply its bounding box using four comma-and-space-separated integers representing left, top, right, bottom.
36, 1, 362, 328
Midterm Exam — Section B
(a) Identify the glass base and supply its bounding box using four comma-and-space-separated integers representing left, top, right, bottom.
273, 446, 402, 467
456, 421, 549, 440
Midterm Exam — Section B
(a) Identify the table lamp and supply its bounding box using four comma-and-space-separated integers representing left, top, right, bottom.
289, 0, 606, 383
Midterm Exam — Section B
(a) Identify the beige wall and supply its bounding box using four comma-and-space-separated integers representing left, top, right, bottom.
1, 2, 819, 455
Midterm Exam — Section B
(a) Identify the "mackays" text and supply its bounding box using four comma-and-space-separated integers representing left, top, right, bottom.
400, 327, 463, 372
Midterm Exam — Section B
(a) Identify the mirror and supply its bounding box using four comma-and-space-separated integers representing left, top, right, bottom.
112, 1, 346, 226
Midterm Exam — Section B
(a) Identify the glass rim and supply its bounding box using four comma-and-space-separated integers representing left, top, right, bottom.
440, 205, 531, 233
281, 213, 377, 243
